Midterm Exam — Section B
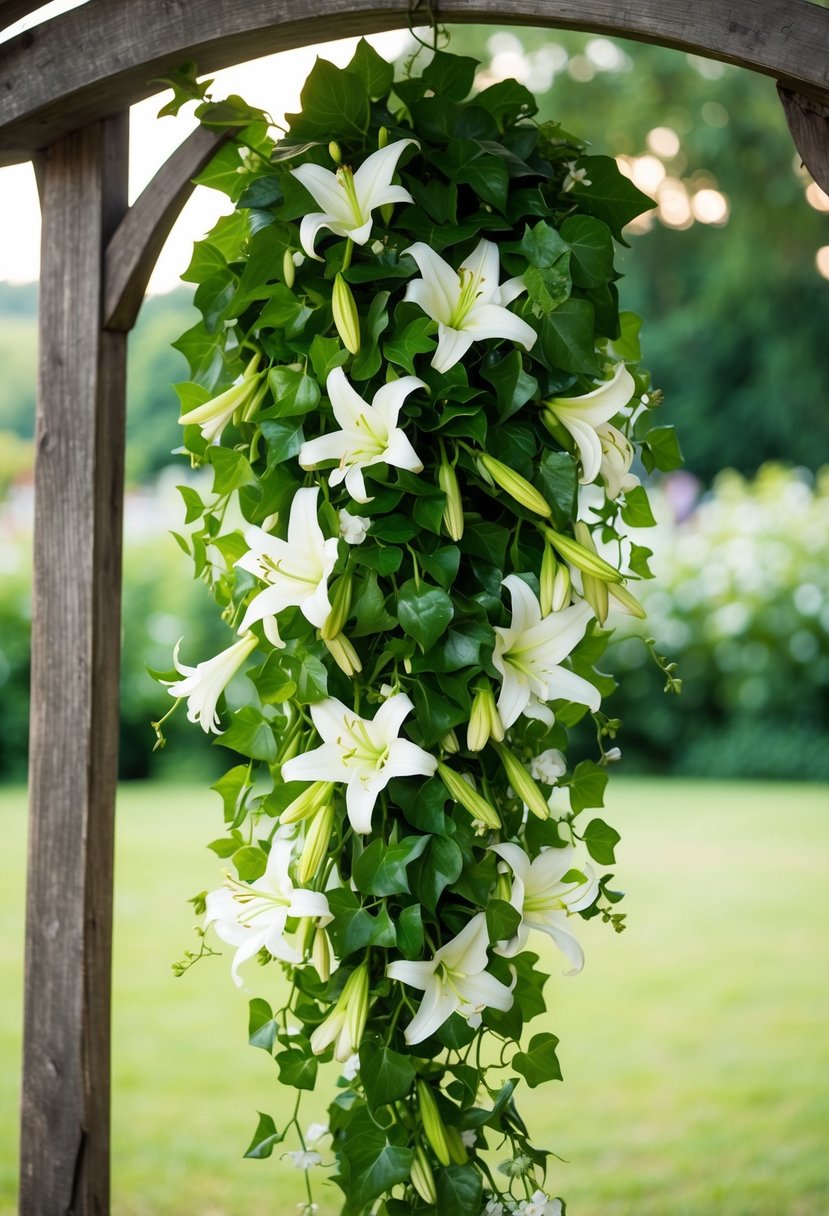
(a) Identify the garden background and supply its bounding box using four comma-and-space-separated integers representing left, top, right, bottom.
0, 21, 827, 1215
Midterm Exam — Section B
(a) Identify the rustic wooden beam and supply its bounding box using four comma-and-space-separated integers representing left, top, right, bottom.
778, 83, 829, 195
1, 0, 829, 166
104, 123, 233, 331
20, 111, 128, 1216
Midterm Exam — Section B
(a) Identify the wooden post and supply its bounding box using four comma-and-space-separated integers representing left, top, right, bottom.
20, 112, 129, 1216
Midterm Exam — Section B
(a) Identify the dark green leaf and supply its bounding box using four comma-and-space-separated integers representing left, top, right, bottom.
513, 1031, 563, 1087
267, 367, 320, 416
397, 904, 424, 959
261, 418, 305, 469
486, 898, 522, 944
583, 817, 621, 864
620, 484, 657, 528
520, 220, 569, 268
384, 317, 436, 374
537, 449, 578, 529
345, 37, 394, 99
286, 58, 370, 141
435, 1165, 484, 1216
643, 424, 684, 472
350, 291, 390, 381
539, 297, 597, 375
422, 50, 479, 101
352, 835, 430, 897
560, 214, 615, 288
244, 1111, 283, 1159
568, 759, 608, 814
326, 888, 377, 957
208, 446, 256, 495
412, 835, 463, 911
276, 1047, 318, 1091
216, 707, 277, 763
359, 1040, 416, 1108
397, 580, 454, 653
482, 350, 538, 421
248, 998, 278, 1052
570, 155, 655, 240
338, 1109, 414, 1206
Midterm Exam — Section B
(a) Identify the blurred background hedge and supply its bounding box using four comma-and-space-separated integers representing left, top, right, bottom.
0, 27, 827, 782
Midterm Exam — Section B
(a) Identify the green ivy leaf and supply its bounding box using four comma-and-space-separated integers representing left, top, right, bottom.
569, 155, 655, 241
326, 888, 378, 957
248, 998, 278, 1053
208, 446, 257, 495
211, 764, 252, 826
267, 367, 320, 417
568, 759, 608, 814
286, 57, 371, 141
351, 290, 390, 381
215, 707, 277, 763
397, 580, 455, 652
422, 50, 479, 101
396, 904, 424, 959
474, 79, 538, 125
359, 1039, 416, 1108
520, 220, 569, 268
338, 1109, 415, 1207
538, 297, 598, 375
412, 835, 463, 911
482, 349, 539, 421
345, 37, 394, 99
610, 310, 643, 361
485, 898, 522, 944
352, 835, 430, 897
560, 214, 615, 288
261, 418, 305, 469
276, 1047, 318, 1091
436, 1164, 484, 1216
583, 817, 621, 864
244, 1112, 284, 1159
232, 845, 267, 882
643, 424, 684, 472
620, 484, 657, 528
513, 1031, 563, 1087
384, 317, 436, 374
537, 449, 578, 530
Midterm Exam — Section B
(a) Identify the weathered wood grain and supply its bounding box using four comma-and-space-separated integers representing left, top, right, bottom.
104, 123, 233, 331
0, 0, 828, 165
779, 83, 829, 194
20, 111, 128, 1216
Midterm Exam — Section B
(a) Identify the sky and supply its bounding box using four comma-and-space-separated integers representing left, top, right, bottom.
0, 6, 412, 292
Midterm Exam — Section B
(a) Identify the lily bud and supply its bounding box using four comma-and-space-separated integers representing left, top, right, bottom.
552, 564, 571, 611
574, 522, 609, 625
478, 454, 551, 518
332, 272, 361, 355
323, 632, 362, 677
437, 762, 501, 829
417, 1080, 452, 1167
544, 526, 623, 583
411, 1146, 438, 1205
378, 126, 389, 149
346, 963, 369, 1050
467, 681, 503, 751
540, 543, 558, 616
310, 964, 369, 1060
496, 860, 512, 903
441, 729, 460, 754
298, 916, 316, 955
178, 353, 266, 442
321, 573, 353, 640
329, 140, 342, 164
312, 927, 332, 982
298, 802, 334, 884
444, 1125, 469, 1166
608, 580, 647, 619
281, 780, 335, 825
282, 248, 295, 289
492, 742, 550, 820
438, 459, 464, 541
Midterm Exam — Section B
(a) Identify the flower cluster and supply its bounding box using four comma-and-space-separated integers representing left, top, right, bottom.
159, 41, 677, 1216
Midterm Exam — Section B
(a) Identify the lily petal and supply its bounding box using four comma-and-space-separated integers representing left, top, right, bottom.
403, 975, 459, 1045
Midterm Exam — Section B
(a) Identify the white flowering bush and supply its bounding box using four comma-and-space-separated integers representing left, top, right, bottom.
154, 43, 680, 1215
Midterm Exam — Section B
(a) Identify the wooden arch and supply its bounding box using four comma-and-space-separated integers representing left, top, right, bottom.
1, 2, 827, 1212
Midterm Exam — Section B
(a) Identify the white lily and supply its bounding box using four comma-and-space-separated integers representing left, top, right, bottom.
178, 354, 265, 444
235, 487, 340, 640
204, 840, 330, 987
491, 842, 598, 973
281, 693, 436, 833
291, 139, 417, 259
403, 238, 537, 372
493, 575, 600, 729
597, 422, 640, 499
387, 912, 514, 1045
545, 361, 635, 485
164, 631, 258, 734
299, 366, 425, 504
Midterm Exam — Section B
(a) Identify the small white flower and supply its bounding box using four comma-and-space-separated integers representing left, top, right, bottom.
285, 1150, 322, 1170
529, 748, 567, 785
493, 575, 600, 729
461, 1129, 478, 1148
404, 238, 537, 373
297, 1205, 318, 1216
204, 840, 330, 986
338, 508, 372, 545
342, 1052, 361, 1080
490, 842, 598, 972
300, 366, 425, 504
163, 632, 258, 734
563, 161, 591, 192
387, 913, 514, 1044
291, 139, 417, 258
604, 746, 622, 763
282, 693, 437, 834
546, 362, 635, 487
519, 1191, 562, 1216
305, 1122, 330, 1148
235, 486, 340, 641
485, 1201, 505, 1216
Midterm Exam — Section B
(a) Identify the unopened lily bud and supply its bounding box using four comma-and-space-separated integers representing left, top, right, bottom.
312, 927, 332, 982
439, 458, 464, 541
282, 248, 295, 289
544, 526, 623, 583
417, 1080, 452, 1167
492, 742, 550, 820
281, 780, 334, 825
323, 632, 362, 677
297, 802, 334, 884
411, 1146, 437, 1205
574, 522, 609, 624
178, 353, 265, 442
298, 916, 316, 955
378, 126, 389, 149
437, 762, 501, 829
540, 543, 558, 616
321, 573, 353, 640
346, 963, 369, 1051
310, 965, 367, 1060
441, 729, 460, 754
496, 860, 512, 903
332, 272, 361, 355
552, 563, 571, 611
444, 1125, 469, 1166
329, 140, 342, 164
608, 580, 647, 619
467, 682, 503, 751
478, 454, 551, 518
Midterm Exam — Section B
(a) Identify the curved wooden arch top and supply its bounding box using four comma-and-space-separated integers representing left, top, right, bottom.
0, 0, 828, 167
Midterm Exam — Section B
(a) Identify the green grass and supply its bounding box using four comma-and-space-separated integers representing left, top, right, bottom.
1, 779, 827, 1215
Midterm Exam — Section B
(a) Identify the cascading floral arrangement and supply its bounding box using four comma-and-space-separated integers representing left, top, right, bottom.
155, 40, 682, 1216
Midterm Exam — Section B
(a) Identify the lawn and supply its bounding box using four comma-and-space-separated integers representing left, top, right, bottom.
0, 778, 827, 1215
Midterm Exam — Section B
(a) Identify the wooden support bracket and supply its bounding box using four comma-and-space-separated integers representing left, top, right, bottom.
778, 83, 829, 195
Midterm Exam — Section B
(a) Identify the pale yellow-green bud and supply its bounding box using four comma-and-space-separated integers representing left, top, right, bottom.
329, 140, 342, 164
378, 126, 390, 149
298, 916, 317, 955
312, 927, 332, 982
332, 272, 361, 355
574, 521, 609, 624
540, 543, 558, 616
411, 1146, 438, 1205
178, 353, 265, 436
298, 802, 334, 884
444, 1125, 469, 1166
478, 454, 551, 518
467, 682, 503, 752
346, 963, 369, 1049
278, 730, 303, 765
282, 248, 295, 290
552, 564, 571, 612
323, 632, 362, 677
417, 1079, 452, 1167
441, 729, 460, 754
544, 526, 623, 583
281, 780, 334, 825
438, 459, 464, 541
321, 573, 353, 641
492, 742, 549, 820
437, 762, 501, 830
496, 861, 512, 903
608, 580, 647, 619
